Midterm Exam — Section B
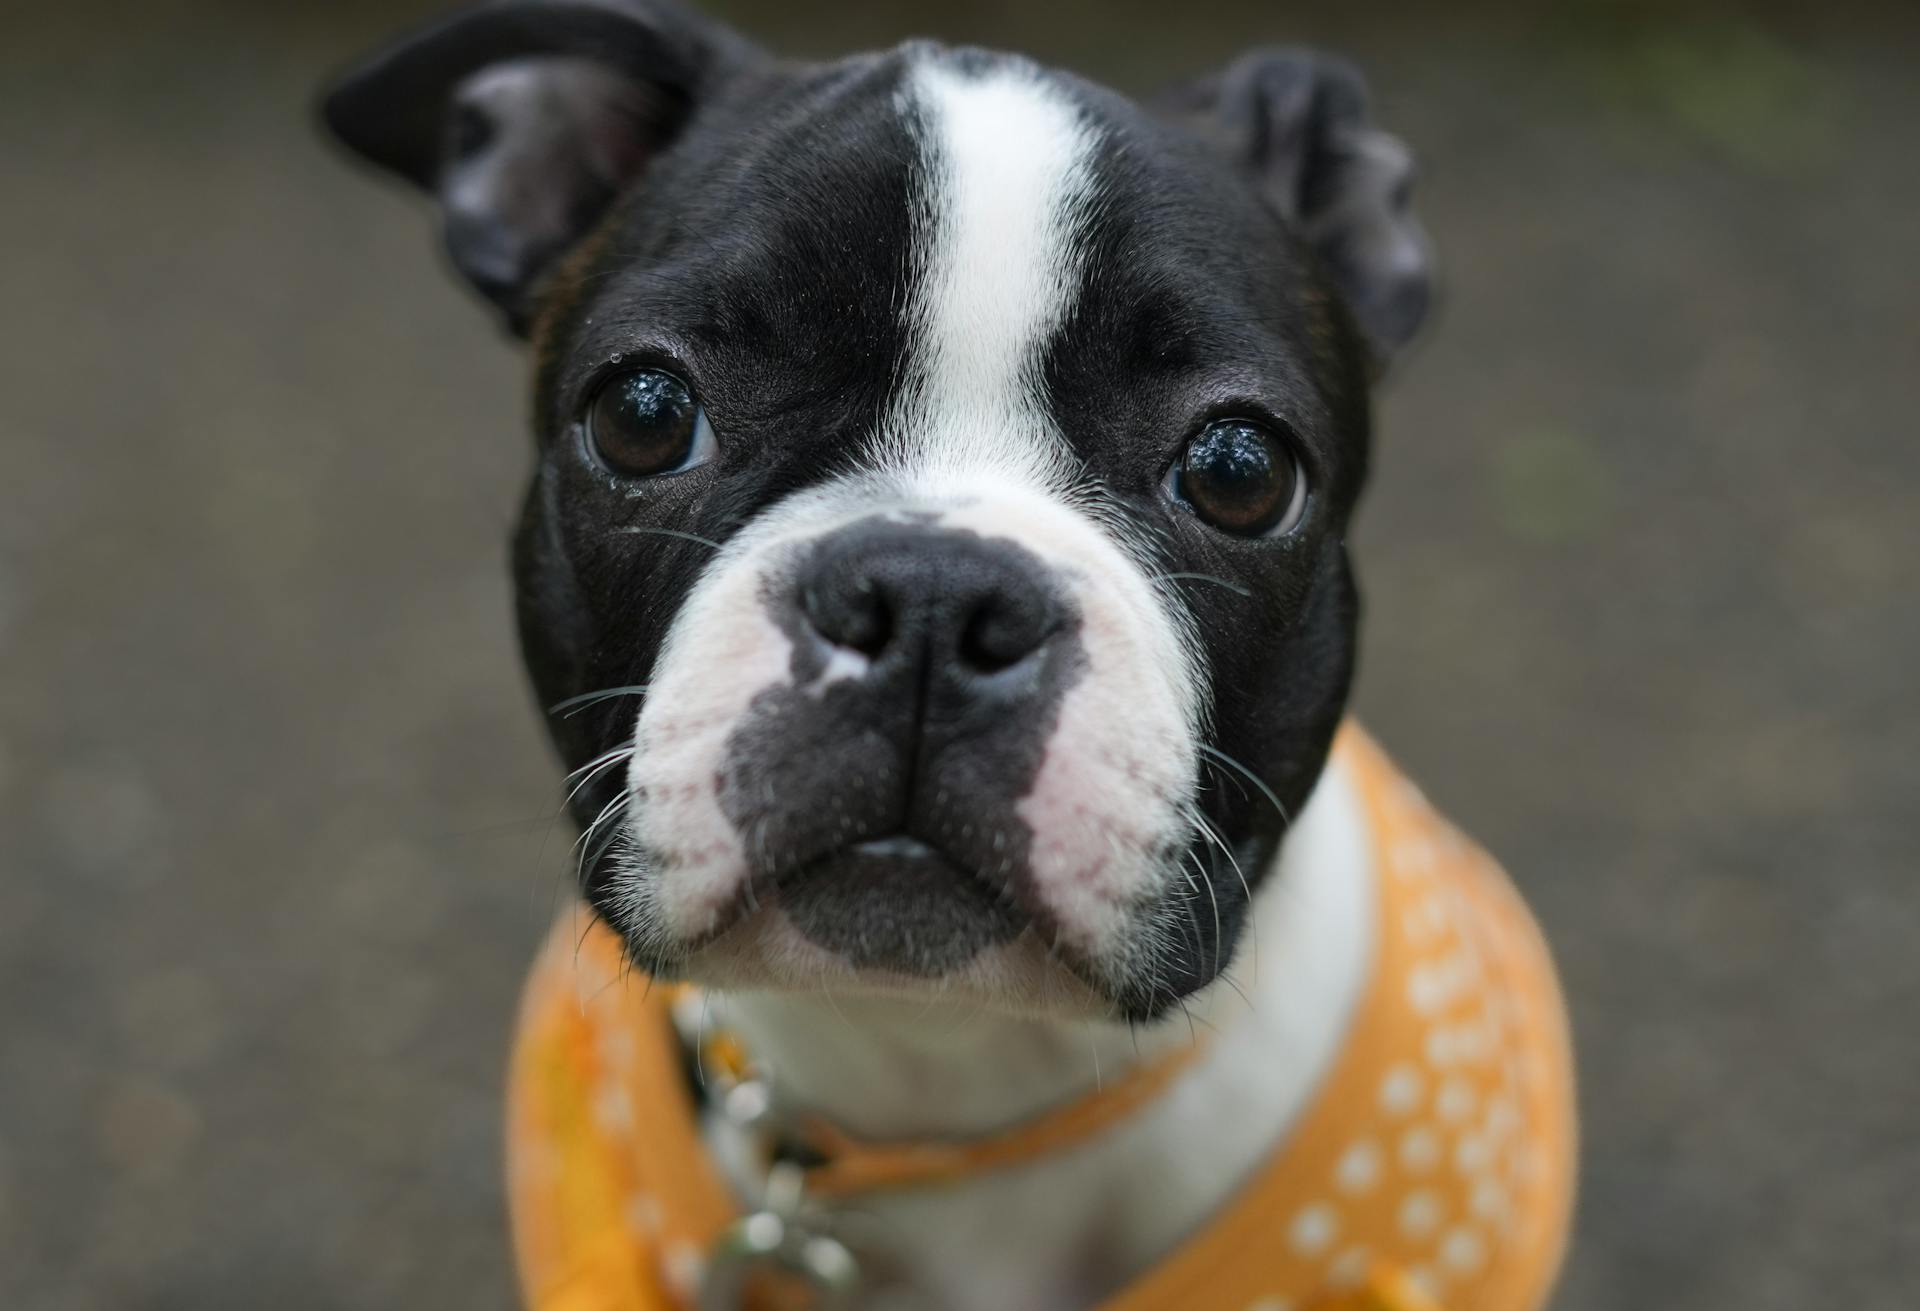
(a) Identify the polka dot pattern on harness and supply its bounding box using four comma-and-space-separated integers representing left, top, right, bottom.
1109, 730, 1574, 1311
1219, 752, 1574, 1311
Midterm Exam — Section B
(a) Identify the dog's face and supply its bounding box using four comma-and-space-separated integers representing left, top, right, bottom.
326, 2, 1428, 1020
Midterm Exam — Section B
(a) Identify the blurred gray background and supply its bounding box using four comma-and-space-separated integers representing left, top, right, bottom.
2, 0, 1915, 1307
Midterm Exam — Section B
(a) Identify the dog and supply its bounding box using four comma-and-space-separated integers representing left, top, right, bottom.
322, 3, 1576, 1309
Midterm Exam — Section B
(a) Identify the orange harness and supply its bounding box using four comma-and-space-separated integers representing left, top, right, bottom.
505, 725, 1577, 1311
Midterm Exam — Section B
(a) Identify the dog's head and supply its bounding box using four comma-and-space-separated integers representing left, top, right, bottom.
324, 0, 1429, 1020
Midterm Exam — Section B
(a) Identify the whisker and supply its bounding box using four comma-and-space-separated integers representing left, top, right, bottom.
1193, 811, 1258, 979
525, 790, 590, 923
1151, 572, 1252, 597
612, 526, 723, 551
573, 793, 634, 892
563, 748, 636, 813
941, 995, 992, 1040
575, 959, 636, 1010
1198, 743, 1292, 825
817, 974, 858, 1033
572, 907, 604, 992
549, 685, 650, 717
1185, 850, 1223, 980
567, 740, 637, 785
1171, 858, 1208, 975
576, 799, 633, 870
1217, 968, 1255, 1011
694, 992, 713, 1088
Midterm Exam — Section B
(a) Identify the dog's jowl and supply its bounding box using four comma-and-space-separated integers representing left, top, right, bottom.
325, 4, 1575, 1309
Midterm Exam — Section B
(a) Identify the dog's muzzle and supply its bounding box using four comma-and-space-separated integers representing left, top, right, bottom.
614, 483, 1201, 1001
713, 519, 1087, 974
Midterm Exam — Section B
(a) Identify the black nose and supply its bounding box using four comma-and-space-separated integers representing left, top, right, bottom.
797, 520, 1067, 686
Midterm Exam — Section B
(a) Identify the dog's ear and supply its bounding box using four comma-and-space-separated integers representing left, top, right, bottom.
1160, 48, 1431, 365
321, 1, 760, 332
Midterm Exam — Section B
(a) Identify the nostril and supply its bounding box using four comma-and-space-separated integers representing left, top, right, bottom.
958, 594, 1055, 673
841, 579, 893, 658
803, 577, 893, 659
797, 522, 1066, 682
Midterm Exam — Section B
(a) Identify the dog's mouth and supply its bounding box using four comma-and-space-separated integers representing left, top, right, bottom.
767, 835, 1028, 977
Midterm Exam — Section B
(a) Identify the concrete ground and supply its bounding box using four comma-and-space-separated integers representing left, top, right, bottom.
2, 0, 1915, 1307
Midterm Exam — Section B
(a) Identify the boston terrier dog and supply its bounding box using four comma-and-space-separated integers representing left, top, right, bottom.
323, 4, 1576, 1309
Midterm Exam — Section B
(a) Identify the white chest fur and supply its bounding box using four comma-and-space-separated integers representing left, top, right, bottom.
708, 755, 1377, 1310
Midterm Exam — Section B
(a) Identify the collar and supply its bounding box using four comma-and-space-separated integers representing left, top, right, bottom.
674, 1000, 1212, 1203
504, 724, 1577, 1311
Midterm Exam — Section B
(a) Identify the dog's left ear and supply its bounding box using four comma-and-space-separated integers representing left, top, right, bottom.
321, 1, 761, 332
1160, 48, 1432, 365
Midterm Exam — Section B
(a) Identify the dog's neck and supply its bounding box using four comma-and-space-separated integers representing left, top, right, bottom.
708, 753, 1378, 1309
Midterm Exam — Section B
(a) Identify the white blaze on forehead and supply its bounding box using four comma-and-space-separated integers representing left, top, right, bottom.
881, 56, 1099, 493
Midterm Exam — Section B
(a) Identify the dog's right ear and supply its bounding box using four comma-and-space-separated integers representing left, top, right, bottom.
321, 1, 760, 332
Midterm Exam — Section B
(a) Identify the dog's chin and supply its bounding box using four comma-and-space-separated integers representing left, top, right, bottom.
630, 841, 1124, 1018
673, 916, 1121, 1019
774, 837, 1027, 976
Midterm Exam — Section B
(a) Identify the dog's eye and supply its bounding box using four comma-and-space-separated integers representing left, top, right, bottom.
1166, 419, 1307, 537
584, 368, 716, 478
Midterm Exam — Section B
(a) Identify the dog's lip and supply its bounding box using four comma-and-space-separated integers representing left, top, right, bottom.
660, 827, 1147, 1010
773, 832, 982, 893
770, 832, 1028, 976
669, 834, 999, 953
763, 832, 971, 888
846, 835, 943, 861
